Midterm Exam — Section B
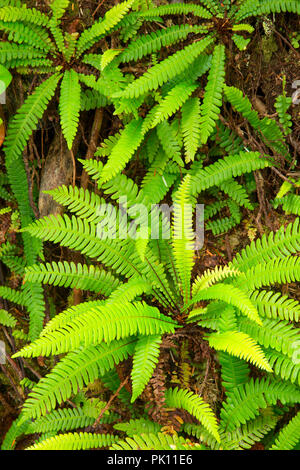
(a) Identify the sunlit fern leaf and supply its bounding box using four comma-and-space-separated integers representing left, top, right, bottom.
273, 194, 300, 216
43, 184, 107, 224
142, 80, 197, 134
131, 335, 162, 402
0, 21, 53, 52
13, 302, 177, 357
114, 418, 161, 437
199, 44, 225, 144
19, 338, 138, 419
76, 0, 135, 56
0, 309, 17, 327
208, 331, 272, 372
111, 432, 205, 450
24, 261, 119, 296
26, 407, 95, 434
224, 85, 287, 156
181, 97, 201, 163
100, 117, 145, 184
50, 0, 70, 21
59, 70, 81, 149
264, 349, 300, 386
41, 300, 106, 336
165, 387, 220, 442
219, 178, 254, 209
192, 265, 240, 296
0, 5, 49, 26
220, 378, 300, 432
235, 0, 300, 21
271, 411, 300, 450
239, 317, 300, 359
250, 290, 300, 322
138, 3, 213, 18
114, 36, 214, 99
108, 278, 152, 304
219, 352, 250, 392
24, 281, 46, 340
119, 24, 201, 63
156, 120, 183, 168
26, 432, 117, 450
190, 151, 272, 197
172, 175, 194, 305
230, 218, 300, 272
190, 283, 262, 325
237, 256, 300, 291
1, 416, 30, 451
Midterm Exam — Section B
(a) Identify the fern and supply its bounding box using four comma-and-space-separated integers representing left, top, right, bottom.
76, 0, 135, 56
181, 97, 201, 163
131, 335, 162, 402
165, 387, 220, 442
271, 411, 300, 450
199, 44, 226, 144
59, 70, 81, 149
26, 432, 117, 450
114, 36, 214, 99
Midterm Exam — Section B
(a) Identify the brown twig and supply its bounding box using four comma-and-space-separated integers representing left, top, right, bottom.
81, 108, 104, 190
93, 376, 129, 428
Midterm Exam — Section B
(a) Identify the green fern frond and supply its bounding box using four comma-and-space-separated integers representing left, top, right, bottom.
138, 3, 213, 18
111, 432, 203, 450
114, 418, 161, 436
250, 290, 300, 321
271, 411, 300, 450
172, 175, 194, 305
275, 93, 292, 135
59, 70, 81, 149
192, 265, 240, 296
199, 44, 225, 144
0, 309, 17, 327
43, 184, 107, 224
120, 24, 201, 62
50, 0, 70, 21
231, 218, 300, 271
219, 178, 254, 209
76, 0, 135, 56
165, 387, 220, 442
273, 194, 300, 215
208, 331, 272, 372
14, 302, 177, 357
264, 349, 300, 386
220, 378, 300, 431
24, 261, 119, 296
100, 118, 145, 184
26, 407, 95, 434
235, 0, 300, 21
26, 432, 117, 450
0, 21, 53, 52
19, 338, 137, 419
219, 352, 250, 392
239, 317, 299, 359
0, 5, 49, 27
131, 335, 162, 402
190, 151, 272, 197
238, 255, 300, 290
114, 36, 214, 99
142, 80, 197, 134
181, 97, 201, 163
190, 283, 262, 325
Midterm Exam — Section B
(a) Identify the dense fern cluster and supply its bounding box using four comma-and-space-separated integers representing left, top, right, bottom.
0, 0, 299, 452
